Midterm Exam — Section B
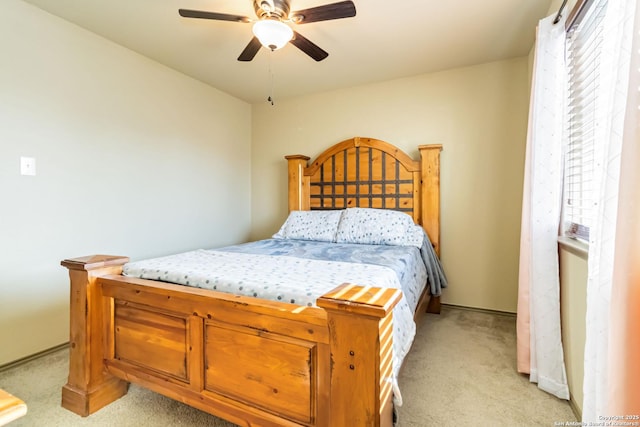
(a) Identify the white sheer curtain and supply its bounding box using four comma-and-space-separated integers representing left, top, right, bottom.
582, 0, 639, 421
516, 13, 569, 400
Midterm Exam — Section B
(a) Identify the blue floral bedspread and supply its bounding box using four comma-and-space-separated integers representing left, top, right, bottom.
218, 238, 430, 311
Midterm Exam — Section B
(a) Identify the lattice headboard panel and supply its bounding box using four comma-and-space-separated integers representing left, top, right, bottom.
285, 137, 442, 255
307, 144, 418, 214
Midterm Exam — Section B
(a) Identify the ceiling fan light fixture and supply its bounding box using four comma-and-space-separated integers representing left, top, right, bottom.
252, 19, 293, 51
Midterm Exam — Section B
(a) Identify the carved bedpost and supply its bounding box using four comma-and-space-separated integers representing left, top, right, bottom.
285, 155, 310, 212
60, 255, 130, 416
418, 145, 443, 257
317, 284, 402, 427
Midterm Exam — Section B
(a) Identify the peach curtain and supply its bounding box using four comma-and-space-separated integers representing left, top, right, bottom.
605, 0, 640, 417
608, 69, 640, 415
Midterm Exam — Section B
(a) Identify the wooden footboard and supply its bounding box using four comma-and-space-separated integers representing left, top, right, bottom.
61, 255, 402, 427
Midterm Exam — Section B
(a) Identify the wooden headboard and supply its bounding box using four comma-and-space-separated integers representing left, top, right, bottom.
285, 137, 442, 255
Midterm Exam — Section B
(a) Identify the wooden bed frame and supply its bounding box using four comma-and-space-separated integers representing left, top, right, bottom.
60, 137, 442, 427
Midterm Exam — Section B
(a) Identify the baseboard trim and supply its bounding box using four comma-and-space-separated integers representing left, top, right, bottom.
442, 303, 516, 318
568, 393, 582, 421
0, 342, 69, 372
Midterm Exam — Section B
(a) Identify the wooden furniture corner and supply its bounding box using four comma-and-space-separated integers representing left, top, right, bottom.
0, 389, 27, 426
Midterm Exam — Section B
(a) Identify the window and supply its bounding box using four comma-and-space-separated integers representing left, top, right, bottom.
561, 0, 608, 242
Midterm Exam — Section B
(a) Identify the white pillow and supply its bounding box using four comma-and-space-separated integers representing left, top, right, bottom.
272, 210, 342, 242
335, 208, 423, 247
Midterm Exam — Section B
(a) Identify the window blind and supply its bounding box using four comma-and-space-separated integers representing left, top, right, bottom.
562, 0, 608, 242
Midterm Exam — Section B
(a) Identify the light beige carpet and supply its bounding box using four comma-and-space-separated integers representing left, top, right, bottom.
0, 307, 576, 426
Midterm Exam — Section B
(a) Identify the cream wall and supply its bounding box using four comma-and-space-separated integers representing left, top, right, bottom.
560, 246, 588, 416
0, 0, 252, 365
251, 58, 529, 313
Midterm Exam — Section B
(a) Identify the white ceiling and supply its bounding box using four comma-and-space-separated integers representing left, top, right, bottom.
23, 0, 553, 104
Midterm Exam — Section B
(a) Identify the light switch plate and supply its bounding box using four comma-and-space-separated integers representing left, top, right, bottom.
20, 157, 36, 176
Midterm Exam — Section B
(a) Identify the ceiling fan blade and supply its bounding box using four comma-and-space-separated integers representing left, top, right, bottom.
290, 31, 328, 61
238, 37, 263, 61
179, 9, 250, 23
290, 1, 356, 24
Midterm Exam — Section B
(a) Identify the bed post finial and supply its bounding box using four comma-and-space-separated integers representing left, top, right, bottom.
317, 283, 402, 427
285, 154, 310, 212
418, 145, 443, 257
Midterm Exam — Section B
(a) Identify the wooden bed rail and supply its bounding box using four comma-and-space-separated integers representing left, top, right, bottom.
61, 255, 402, 426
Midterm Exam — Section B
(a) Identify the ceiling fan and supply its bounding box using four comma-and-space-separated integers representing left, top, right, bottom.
179, 0, 356, 62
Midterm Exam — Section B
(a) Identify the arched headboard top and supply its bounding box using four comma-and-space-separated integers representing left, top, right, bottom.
304, 137, 420, 175
286, 137, 442, 255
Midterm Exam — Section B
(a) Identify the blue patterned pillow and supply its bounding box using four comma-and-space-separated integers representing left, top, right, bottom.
405, 224, 426, 248
335, 208, 424, 247
273, 210, 342, 242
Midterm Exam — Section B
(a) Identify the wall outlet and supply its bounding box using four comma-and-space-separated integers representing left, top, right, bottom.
20, 157, 36, 176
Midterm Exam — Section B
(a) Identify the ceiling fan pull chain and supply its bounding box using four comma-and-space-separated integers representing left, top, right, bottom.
268, 50, 275, 106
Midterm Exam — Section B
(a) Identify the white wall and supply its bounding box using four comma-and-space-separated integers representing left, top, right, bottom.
0, 0, 252, 365
251, 58, 530, 313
